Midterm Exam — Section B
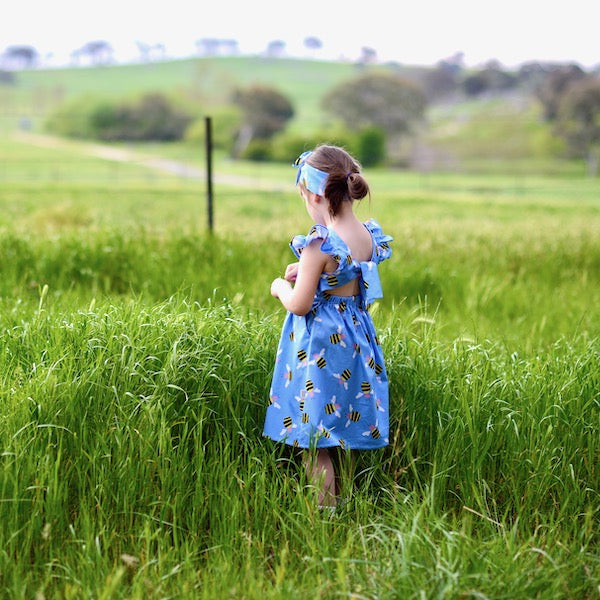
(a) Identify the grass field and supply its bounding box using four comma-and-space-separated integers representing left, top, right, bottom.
0, 130, 598, 598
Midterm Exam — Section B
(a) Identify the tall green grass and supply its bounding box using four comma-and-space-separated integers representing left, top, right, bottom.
0, 137, 598, 597
0, 298, 597, 597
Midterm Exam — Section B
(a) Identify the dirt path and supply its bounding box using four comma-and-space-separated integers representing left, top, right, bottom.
13, 132, 287, 191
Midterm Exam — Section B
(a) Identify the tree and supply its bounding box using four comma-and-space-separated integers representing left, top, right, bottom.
304, 37, 323, 57
1, 45, 38, 69
232, 85, 294, 157
421, 65, 459, 101
536, 63, 586, 120
322, 72, 426, 140
136, 41, 166, 62
462, 62, 518, 97
358, 47, 377, 65
75, 40, 113, 66
265, 40, 285, 58
555, 77, 600, 175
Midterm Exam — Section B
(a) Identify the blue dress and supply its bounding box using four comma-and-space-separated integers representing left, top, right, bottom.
263, 219, 393, 450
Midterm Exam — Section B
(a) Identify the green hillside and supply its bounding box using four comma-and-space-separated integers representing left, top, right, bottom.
2, 56, 370, 133
0, 55, 579, 173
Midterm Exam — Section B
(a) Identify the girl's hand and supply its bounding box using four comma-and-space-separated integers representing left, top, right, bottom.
271, 277, 290, 299
284, 262, 300, 283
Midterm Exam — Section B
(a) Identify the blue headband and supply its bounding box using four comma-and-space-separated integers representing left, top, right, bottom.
293, 151, 329, 196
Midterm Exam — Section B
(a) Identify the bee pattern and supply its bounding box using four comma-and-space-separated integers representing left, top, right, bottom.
356, 381, 372, 399
280, 416, 297, 436
352, 314, 360, 328
362, 419, 381, 439
339, 438, 346, 451
333, 369, 351, 390
317, 421, 332, 439
275, 347, 282, 363
283, 364, 293, 387
289, 330, 295, 342
352, 343, 361, 358
337, 300, 347, 313
305, 379, 321, 398
346, 255, 353, 266
327, 274, 339, 287
345, 404, 361, 427
329, 326, 347, 347
268, 390, 281, 409
302, 412, 310, 424
313, 348, 327, 369
324, 396, 341, 418
296, 349, 315, 369
376, 397, 386, 412
294, 390, 306, 411
365, 355, 384, 376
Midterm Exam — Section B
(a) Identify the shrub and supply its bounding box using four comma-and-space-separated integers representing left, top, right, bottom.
271, 127, 356, 163
355, 127, 386, 166
46, 93, 193, 141
45, 96, 99, 138
241, 139, 273, 161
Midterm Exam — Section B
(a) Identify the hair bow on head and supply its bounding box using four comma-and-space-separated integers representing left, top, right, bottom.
293, 151, 329, 195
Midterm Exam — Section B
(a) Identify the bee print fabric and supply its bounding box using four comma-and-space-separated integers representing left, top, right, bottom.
263, 219, 393, 450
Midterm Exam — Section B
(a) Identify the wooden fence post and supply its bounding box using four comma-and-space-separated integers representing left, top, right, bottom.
205, 116, 214, 232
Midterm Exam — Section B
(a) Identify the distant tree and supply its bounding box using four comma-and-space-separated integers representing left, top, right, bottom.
437, 52, 465, 75
196, 38, 220, 56
322, 72, 426, 138
136, 41, 166, 62
77, 40, 113, 66
304, 37, 323, 56
221, 40, 239, 55
1, 45, 38, 69
555, 76, 600, 175
196, 38, 239, 57
232, 85, 294, 156
462, 72, 487, 96
462, 62, 517, 97
358, 47, 377, 65
517, 61, 555, 90
421, 65, 459, 101
535, 63, 586, 120
265, 40, 286, 58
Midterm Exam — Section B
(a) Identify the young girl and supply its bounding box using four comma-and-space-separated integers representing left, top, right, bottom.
263, 145, 393, 507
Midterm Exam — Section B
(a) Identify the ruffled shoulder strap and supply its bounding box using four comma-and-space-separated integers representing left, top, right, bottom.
364, 218, 393, 263
290, 224, 350, 263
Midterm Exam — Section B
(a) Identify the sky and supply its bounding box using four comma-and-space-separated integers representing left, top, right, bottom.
1, 0, 598, 69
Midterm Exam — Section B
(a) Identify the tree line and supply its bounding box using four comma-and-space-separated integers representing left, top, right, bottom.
8, 54, 599, 173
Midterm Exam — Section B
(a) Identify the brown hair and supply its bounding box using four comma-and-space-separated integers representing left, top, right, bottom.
306, 145, 370, 217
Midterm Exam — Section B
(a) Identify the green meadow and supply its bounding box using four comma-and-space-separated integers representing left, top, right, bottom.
0, 57, 599, 598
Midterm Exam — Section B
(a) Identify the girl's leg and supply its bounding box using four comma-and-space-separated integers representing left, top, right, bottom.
305, 447, 337, 507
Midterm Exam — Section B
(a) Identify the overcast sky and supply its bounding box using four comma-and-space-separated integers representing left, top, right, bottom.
2, 0, 598, 68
